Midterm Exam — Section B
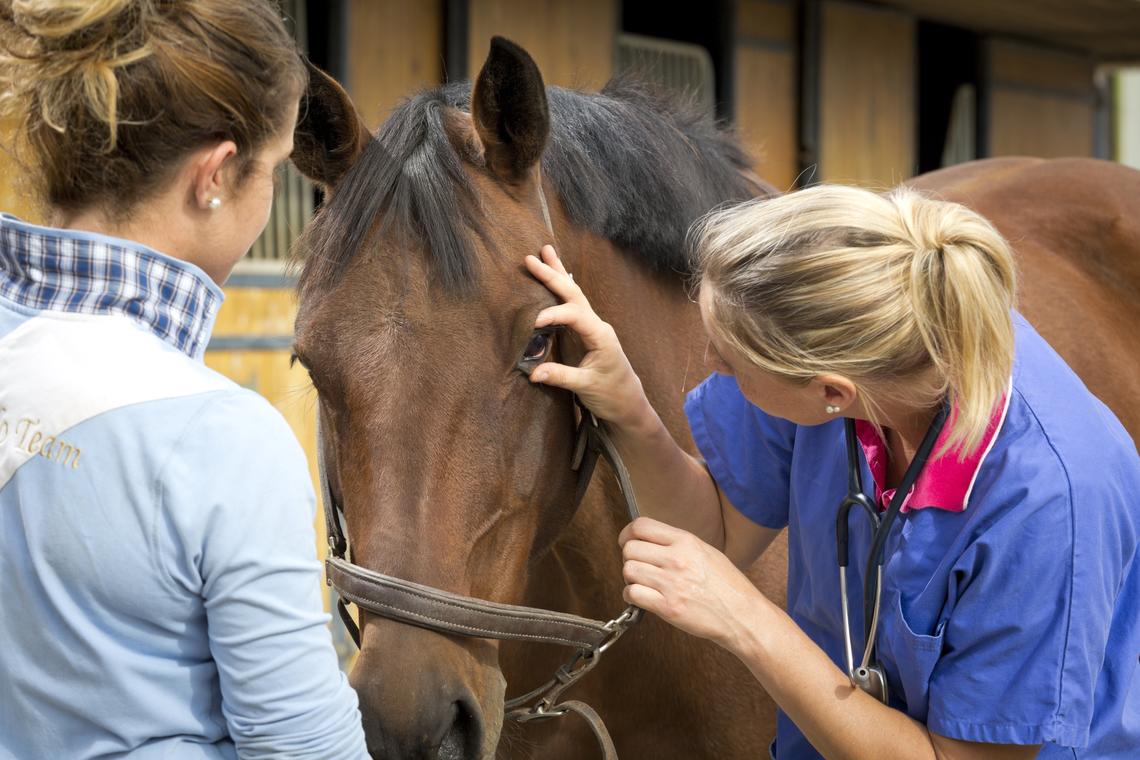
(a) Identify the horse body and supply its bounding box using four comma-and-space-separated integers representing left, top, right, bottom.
290, 37, 1140, 760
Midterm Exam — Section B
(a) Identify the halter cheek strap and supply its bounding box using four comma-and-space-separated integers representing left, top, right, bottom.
537, 170, 554, 236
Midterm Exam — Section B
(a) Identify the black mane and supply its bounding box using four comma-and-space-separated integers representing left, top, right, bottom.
297, 78, 765, 292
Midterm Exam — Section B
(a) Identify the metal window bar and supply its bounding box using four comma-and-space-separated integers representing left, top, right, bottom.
615, 33, 716, 117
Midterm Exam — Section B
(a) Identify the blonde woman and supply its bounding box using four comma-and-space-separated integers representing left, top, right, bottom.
526, 185, 1139, 759
0, 1, 366, 757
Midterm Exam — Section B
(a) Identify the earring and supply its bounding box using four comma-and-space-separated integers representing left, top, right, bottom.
826, 405, 840, 414
208, 197, 221, 210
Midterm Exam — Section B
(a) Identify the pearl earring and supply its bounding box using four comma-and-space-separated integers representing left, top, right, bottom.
826, 405, 840, 414
208, 197, 221, 210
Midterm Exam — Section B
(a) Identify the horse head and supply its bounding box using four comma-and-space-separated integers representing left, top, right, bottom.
291, 39, 591, 758
291, 34, 774, 758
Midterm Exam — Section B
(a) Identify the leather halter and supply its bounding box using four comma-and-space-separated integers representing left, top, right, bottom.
318, 401, 640, 758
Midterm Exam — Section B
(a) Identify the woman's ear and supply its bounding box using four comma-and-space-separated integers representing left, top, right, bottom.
814, 373, 858, 414
190, 141, 238, 211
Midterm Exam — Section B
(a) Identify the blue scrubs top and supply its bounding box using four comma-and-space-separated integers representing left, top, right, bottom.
684, 313, 1140, 759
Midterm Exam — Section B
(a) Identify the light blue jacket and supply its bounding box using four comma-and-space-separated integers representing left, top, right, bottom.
0, 215, 368, 759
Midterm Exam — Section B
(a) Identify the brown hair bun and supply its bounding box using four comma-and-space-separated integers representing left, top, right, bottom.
0, 0, 305, 216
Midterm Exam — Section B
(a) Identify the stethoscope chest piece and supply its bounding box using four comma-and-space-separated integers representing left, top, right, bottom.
838, 558, 891, 705
852, 663, 889, 704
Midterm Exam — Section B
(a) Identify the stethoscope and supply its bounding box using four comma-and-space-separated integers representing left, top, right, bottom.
835, 400, 949, 704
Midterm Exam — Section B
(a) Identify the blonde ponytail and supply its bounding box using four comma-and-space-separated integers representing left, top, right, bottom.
694, 184, 1016, 457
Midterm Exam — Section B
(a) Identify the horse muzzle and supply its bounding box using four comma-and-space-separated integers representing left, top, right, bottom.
353, 620, 504, 760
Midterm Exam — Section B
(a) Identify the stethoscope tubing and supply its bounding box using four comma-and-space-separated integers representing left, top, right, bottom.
835, 401, 951, 692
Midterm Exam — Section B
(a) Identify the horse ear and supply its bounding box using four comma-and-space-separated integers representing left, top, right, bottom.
291, 58, 372, 189
471, 36, 550, 183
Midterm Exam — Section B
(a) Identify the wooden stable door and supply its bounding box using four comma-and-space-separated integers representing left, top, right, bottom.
985, 40, 1098, 159
467, 0, 617, 90
345, 0, 445, 129
734, 0, 799, 191
818, 0, 917, 186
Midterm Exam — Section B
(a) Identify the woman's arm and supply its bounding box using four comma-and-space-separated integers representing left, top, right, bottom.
166, 393, 368, 759
732, 593, 1041, 760
526, 246, 779, 562
606, 392, 782, 564
619, 518, 1041, 760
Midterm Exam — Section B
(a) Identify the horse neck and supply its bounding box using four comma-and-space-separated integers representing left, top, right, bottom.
527, 228, 707, 603
564, 232, 708, 449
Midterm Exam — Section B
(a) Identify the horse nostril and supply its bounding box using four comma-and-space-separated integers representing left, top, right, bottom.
438, 698, 481, 760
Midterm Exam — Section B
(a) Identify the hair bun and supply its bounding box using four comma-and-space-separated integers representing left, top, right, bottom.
1, 0, 304, 214
7, 0, 141, 41
7, 0, 144, 48
2, 0, 154, 148
891, 190, 953, 254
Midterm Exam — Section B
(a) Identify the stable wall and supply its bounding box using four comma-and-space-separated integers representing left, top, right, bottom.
0, 120, 38, 222
986, 39, 1098, 158
344, 0, 444, 129
818, 0, 917, 186
467, 0, 617, 90
734, 0, 799, 190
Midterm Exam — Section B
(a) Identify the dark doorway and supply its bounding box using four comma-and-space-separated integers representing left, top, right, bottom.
621, 0, 734, 120
917, 21, 982, 173
304, 0, 348, 80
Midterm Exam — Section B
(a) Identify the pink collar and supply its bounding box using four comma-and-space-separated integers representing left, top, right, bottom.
853, 380, 1012, 513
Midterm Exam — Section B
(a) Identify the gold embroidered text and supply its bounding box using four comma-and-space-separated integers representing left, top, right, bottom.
0, 409, 81, 469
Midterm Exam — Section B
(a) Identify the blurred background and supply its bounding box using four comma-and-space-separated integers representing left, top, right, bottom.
3, 0, 1136, 664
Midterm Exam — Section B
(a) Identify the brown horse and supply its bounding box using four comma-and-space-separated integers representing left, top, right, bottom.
289, 37, 1140, 759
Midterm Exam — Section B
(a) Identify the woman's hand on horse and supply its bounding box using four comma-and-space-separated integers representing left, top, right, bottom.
619, 516, 764, 650
526, 245, 652, 430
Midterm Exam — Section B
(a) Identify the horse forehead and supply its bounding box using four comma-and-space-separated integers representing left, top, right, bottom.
295, 200, 554, 365
297, 282, 530, 383
352, 242, 550, 321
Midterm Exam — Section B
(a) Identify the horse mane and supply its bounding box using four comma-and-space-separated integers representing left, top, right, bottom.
296, 77, 766, 293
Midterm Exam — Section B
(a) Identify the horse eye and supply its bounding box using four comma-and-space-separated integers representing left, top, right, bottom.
290, 352, 322, 389
523, 332, 550, 361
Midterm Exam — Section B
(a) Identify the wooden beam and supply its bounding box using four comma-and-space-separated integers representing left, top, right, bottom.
345, 0, 445, 129
818, 1, 917, 185
872, 0, 1140, 60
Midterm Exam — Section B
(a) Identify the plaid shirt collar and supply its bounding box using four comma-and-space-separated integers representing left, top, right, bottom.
0, 214, 223, 360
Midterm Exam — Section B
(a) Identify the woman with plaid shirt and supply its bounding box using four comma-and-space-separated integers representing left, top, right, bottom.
0, 2, 367, 758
